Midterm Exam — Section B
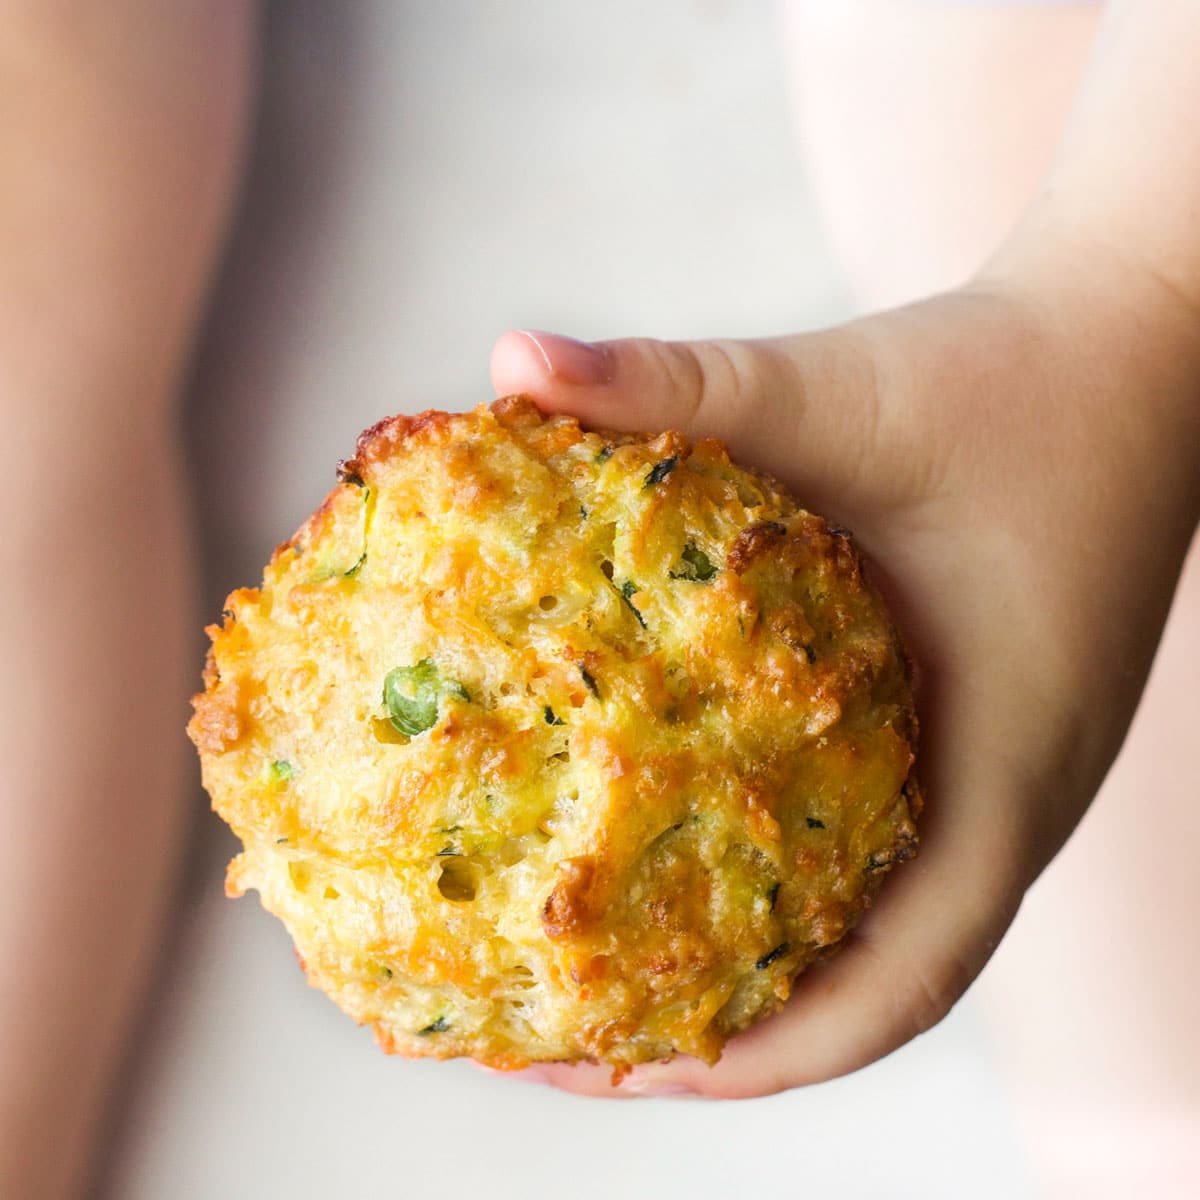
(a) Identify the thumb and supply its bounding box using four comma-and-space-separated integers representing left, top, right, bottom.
489, 327, 904, 517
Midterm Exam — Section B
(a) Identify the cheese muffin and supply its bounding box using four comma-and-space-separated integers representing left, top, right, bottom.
189, 396, 920, 1074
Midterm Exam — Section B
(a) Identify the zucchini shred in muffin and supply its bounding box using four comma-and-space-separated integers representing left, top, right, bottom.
189, 396, 920, 1076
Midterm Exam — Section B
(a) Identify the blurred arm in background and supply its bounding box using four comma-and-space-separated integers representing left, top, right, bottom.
0, 5, 257, 1196
780, 0, 1102, 310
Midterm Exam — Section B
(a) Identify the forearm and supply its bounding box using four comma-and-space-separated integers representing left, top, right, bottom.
780, 0, 1102, 310
0, 5, 258, 1195
0, 3, 259, 394
0, 426, 195, 1198
988, 0, 1200, 490
1044, 0, 1200, 316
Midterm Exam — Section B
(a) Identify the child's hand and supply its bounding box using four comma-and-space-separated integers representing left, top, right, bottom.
489, 250, 1200, 1098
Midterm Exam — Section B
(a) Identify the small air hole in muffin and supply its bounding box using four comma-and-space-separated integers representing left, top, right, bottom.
437, 859, 478, 902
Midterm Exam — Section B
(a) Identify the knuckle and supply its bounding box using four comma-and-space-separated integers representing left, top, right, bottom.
901, 942, 984, 1039
905, 965, 960, 1037
645, 339, 705, 423
670, 338, 759, 430
698, 339, 749, 413
861, 932, 975, 1041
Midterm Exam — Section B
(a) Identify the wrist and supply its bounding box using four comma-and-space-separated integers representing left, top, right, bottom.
976, 215, 1200, 525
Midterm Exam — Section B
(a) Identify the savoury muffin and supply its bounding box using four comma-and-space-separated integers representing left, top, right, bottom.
189, 396, 920, 1074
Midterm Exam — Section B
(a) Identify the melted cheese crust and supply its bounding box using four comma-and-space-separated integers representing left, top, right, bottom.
190, 397, 920, 1071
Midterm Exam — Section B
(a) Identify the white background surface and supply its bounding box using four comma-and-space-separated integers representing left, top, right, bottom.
104, 4, 1032, 1196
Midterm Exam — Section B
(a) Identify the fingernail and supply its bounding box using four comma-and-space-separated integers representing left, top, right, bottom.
518, 330, 614, 386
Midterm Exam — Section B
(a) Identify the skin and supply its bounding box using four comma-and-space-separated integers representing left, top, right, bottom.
0, 6, 257, 1197
4, 0, 1197, 1194
488, 0, 1200, 1100
778, 0, 1103, 311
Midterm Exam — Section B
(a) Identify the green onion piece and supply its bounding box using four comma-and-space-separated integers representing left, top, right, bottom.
619, 580, 646, 628
383, 660, 443, 736
644, 455, 678, 487
418, 1016, 450, 1035
755, 942, 791, 970
670, 542, 718, 582
578, 663, 600, 697
269, 760, 294, 782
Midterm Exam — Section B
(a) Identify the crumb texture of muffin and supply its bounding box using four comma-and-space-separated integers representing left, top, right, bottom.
189, 396, 920, 1071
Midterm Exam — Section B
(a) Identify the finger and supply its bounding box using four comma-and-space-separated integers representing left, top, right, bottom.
489, 327, 905, 518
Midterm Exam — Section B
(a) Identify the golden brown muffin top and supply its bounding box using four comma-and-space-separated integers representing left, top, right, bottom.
190, 397, 919, 1071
